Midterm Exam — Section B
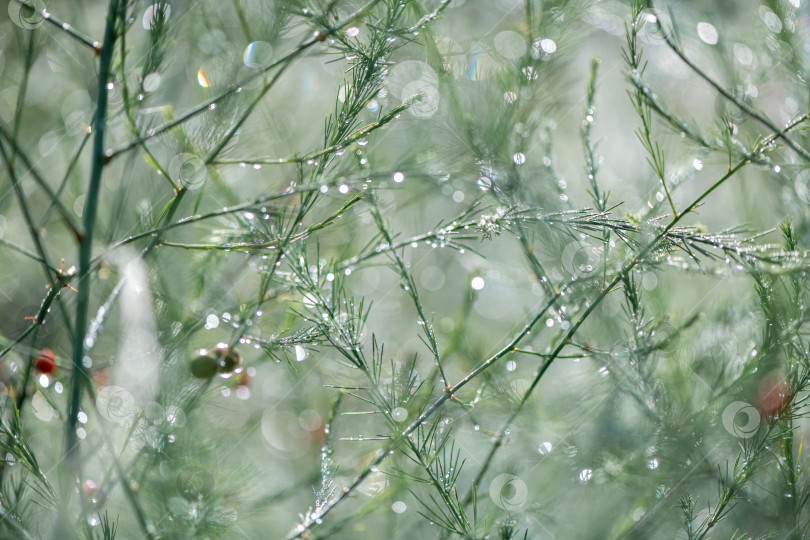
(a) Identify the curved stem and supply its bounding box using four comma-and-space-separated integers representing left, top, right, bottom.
646, 0, 810, 162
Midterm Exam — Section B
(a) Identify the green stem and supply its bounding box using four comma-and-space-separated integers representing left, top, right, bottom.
284, 287, 563, 540
475, 159, 749, 493
646, 0, 810, 162
13, 0, 101, 51
106, 0, 385, 161
0, 119, 83, 238
66, 0, 119, 490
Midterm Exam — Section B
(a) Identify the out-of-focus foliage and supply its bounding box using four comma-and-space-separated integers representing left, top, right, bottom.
1, 0, 810, 538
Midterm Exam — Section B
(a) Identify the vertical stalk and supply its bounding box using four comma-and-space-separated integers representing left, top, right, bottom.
782, 417, 799, 539
65, 0, 120, 480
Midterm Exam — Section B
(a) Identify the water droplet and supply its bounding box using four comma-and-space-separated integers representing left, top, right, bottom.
697, 22, 718, 45
760, 6, 783, 33
32, 391, 55, 422
391, 407, 408, 422
205, 314, 219, 329
143, 4, 170, 30
494, 30, 527, 59
535, 37, 557, 54
197, 69, 210, 88
141, 72, 161, 93
243, 41, 273, 68
734, 43, 753, 65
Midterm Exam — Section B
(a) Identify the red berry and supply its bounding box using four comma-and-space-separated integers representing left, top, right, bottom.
234, 370, 250, 388
82, 480, 99, 498
757, 371, 790, 417
34, 349, 57, 375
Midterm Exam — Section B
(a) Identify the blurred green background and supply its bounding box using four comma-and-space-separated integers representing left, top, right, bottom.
1, 0, 810, 538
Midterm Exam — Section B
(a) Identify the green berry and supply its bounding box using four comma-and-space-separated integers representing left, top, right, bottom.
190, 350, 218, 379
213, 343, 242, 373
